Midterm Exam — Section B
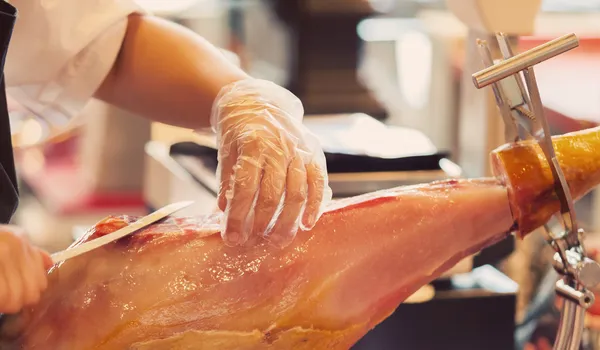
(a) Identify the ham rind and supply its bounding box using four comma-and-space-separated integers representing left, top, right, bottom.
491, 126, 600, 237
3, 126, 600, 349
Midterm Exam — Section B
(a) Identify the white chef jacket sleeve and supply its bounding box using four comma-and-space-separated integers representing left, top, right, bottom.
4, 0, 146, 126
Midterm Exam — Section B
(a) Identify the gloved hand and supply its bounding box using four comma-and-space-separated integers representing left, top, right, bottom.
0, 226, 52, 314
211, 79, 332, 248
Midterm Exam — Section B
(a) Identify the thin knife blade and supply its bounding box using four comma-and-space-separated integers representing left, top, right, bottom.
50, 201, 194, 264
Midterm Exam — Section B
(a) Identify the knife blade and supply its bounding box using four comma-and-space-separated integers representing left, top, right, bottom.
50, 201, 194, 264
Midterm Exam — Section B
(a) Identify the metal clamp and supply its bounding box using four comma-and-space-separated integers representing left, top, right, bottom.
471, 33, 600, 350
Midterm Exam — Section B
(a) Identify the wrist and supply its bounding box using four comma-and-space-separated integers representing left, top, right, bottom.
210, 78, 304, 131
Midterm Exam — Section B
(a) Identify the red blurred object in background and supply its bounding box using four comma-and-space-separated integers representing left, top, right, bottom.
587, 295, 600, 316
585, 246, 600, 316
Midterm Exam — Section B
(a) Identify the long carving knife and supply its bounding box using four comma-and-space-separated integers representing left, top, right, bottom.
50, 201, 194, 264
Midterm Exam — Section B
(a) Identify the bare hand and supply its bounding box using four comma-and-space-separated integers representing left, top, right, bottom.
0, 226, 52, 314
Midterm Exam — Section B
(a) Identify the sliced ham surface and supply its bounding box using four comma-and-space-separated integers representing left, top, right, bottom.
3, 126, 600, 350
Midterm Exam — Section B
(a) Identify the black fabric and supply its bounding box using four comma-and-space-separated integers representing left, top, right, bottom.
169, 141, 449, 174
0, 2, 19, 224
0, 78, 17, 224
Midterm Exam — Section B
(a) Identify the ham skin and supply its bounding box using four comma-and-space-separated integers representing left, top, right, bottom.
2, 126, 600, 349
492, 126, 600, 236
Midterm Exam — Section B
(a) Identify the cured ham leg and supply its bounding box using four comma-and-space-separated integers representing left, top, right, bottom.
3, 127, 600, 350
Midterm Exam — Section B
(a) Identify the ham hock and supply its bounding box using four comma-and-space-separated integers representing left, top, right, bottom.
2, 127, 600, 349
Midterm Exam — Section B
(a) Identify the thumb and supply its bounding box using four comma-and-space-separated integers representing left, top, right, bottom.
37, 249, 54, 271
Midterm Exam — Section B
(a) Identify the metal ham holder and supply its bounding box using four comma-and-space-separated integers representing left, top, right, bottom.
472, 33, 600, 349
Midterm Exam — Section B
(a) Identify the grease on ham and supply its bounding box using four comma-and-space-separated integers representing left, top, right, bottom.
0, 179, 515, 350
4, 127, 600, 350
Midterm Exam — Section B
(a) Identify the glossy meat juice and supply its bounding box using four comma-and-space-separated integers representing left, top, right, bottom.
2, 126, 600, 350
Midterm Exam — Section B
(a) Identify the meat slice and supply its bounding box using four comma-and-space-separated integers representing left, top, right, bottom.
2, 126, 600, 350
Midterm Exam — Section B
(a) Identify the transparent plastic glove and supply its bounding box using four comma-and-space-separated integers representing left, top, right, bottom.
0, 226, 52, 314
211, 79, 332, 248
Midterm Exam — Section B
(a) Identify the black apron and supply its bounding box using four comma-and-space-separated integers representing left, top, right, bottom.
0, 2, 19, 224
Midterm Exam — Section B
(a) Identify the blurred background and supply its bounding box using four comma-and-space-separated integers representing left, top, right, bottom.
8, 0, 600, 349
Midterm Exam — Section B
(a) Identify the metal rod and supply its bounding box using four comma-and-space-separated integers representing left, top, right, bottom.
568, 303, 586, 350
521, 65, 579, 241
556, 279, 592, 306
495, 33, 532, 108
475, 39, 519, 142
555, 298, 578, 349
472, 33, 579, 88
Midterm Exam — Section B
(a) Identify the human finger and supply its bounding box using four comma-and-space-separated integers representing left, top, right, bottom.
222, 150, 263, 246
251, 155, 286, 238
0, 248, 22, 314
38, 249, 54, 272
31, 247, 50, 292
0, 263, 9, 314
17, 243, 43, 307
265, 156, 307, 247
301, 159, 329, 230
216, 130, 239, 212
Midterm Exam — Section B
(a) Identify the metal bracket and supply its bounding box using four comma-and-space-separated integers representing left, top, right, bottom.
471, 33, 600, 349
